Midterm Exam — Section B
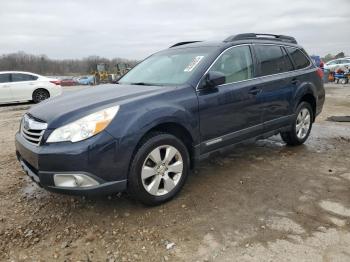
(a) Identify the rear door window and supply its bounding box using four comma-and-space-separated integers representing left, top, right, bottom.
209, 45, 254, 84
254, 45, 293, 76
11, 73, 38, 82
0, 73, 11, 83
286, 47, 311, 70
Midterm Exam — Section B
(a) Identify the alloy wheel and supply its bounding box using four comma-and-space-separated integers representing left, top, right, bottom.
296, 108, 311, 139
141, 145, 183, 196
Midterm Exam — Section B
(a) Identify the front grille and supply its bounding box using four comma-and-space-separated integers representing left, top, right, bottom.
20, 114, 47, 146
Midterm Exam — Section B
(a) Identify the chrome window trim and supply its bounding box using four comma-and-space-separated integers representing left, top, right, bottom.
196, 43, 314, 90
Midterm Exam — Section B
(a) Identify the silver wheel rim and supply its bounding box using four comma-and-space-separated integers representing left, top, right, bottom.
141, 145, 183, 196
296, 108, 311, 140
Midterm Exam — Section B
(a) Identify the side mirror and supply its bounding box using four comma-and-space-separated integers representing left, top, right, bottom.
200, 71, 226, 89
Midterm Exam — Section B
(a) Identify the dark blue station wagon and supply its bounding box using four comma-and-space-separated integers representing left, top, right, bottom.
16, 33, 325, 205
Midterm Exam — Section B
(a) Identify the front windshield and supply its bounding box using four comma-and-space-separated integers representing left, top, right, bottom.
118, 47, 215, 86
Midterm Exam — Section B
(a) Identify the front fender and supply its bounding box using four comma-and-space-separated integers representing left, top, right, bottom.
110, 102, 199, 145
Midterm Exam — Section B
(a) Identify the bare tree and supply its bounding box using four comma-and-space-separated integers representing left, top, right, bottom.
0, 52, 138, 76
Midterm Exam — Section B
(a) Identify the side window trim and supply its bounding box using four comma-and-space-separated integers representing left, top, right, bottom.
196, 43, 313, 90
196, 44, 255, 89
253, 43, 313, 76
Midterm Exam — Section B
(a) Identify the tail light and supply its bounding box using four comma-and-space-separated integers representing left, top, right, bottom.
50, 80, 61, 85
316, 68, 323, 79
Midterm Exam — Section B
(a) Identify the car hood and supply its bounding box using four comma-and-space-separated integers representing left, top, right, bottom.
27, 84, 169, 128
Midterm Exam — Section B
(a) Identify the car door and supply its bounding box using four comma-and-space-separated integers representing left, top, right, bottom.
252, 44, 295, 132
197, 45, 264, 153
0, 73, 13, 102
10, 73, 38, 101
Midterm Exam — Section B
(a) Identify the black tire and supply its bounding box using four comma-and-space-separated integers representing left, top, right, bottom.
280, 102, 313, 146
128, 132, 190, 206
32, 89, 50, 103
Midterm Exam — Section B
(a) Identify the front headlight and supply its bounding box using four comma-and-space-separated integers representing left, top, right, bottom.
47, 105, 119, 143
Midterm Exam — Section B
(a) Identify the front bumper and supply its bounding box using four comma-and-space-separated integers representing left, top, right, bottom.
15, 130, 128, 195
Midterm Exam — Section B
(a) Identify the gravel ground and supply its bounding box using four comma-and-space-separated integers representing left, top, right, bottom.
0, 83, 350, 262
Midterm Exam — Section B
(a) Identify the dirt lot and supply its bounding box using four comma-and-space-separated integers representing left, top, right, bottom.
0, 84, 350, 262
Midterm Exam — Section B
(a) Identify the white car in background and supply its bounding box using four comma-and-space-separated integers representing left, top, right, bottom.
324, 58, 350, 72
0, 71, 62, 103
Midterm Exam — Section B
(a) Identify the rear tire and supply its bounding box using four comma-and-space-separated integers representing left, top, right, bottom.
280, 102, 313, 146
32, 89, 50, 103
128, 132, 190, 206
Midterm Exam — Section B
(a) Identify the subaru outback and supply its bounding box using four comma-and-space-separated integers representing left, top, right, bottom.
15, 33, 325, 205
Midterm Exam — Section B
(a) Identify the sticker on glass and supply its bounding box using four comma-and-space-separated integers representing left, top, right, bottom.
184, 56, 204, 72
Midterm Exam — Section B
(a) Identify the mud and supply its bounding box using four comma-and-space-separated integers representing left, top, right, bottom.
0, 84, 349, 261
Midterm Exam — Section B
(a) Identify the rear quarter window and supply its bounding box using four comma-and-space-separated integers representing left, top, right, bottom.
254, 45, 293, 76
286, 47, 311, 70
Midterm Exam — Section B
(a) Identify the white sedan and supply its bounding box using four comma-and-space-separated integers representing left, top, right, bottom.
324, 58, 350, 72
0, 71, 62, 103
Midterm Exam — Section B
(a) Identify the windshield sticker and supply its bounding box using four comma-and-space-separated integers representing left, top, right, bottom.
184, 56, 204, 72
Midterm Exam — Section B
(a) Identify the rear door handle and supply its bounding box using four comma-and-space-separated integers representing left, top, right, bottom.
248, 87, 261, 95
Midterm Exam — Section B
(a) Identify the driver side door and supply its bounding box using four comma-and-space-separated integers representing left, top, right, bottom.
197, 45, 264, 154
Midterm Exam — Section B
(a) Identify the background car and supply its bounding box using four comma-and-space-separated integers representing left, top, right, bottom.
324, 58, 350, 72
0, 71, 62, 103
60, 78, 77, 86
77, 75, 95, 85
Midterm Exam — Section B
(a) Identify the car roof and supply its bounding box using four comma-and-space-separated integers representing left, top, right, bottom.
0, 71, 43, 77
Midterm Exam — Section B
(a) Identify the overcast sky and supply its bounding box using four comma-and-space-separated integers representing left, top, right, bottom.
0, 0, 349, 60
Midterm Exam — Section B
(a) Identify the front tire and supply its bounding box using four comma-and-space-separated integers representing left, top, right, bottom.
280, 102, 313, 146
128, 132, 190, 205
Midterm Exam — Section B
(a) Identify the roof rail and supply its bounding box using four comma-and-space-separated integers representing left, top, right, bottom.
170, 41, 202, 48
224, 33, 297, 44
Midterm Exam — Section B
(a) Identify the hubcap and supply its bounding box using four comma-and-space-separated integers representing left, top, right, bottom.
296, 108, 311, 139
141, 145, 183, 196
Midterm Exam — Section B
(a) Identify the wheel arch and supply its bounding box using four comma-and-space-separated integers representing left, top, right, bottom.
293, 83, 317, 122
133, 122, 196, 169
297, 93, 316, 122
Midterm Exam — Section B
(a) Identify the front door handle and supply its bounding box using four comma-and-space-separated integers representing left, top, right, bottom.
248, 87, 261, 95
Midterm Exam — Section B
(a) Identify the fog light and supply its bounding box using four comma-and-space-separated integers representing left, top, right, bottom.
54, 174, 99, 188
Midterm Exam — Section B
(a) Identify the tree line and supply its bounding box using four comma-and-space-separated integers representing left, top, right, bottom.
0, 51, 138, 76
